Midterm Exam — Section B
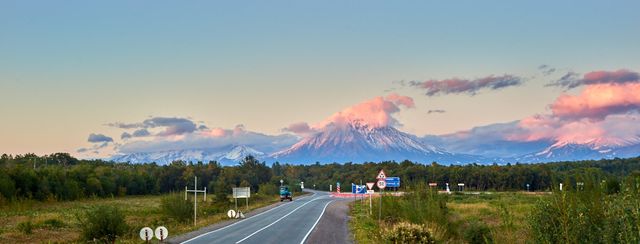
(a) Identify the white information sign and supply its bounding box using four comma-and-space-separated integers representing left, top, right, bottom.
155, 226, 168, 241
367, 190, 374, 194
139, 227, 154, 241
233, 187, 251, 198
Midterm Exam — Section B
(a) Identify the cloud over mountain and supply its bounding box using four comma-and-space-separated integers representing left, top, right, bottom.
315, 93, 414, 129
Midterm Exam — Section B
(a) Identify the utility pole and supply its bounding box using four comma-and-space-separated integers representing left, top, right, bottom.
185, 176, 207, 226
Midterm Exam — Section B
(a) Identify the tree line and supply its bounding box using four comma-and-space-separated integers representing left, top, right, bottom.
1, 152, 639, 202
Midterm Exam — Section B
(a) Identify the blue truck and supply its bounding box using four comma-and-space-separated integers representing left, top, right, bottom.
279, 186, 292, 201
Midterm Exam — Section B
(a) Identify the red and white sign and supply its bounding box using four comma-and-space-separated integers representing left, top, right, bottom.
376, 180, 387, 189
376, 169, 387, 180
366, 182, 375, 190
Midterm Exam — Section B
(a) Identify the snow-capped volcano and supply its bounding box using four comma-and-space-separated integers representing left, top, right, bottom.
271, 119, 482, 164
110, 145, 265, 166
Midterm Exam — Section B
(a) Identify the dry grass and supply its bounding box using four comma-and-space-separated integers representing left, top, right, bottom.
0, 194, 282, 243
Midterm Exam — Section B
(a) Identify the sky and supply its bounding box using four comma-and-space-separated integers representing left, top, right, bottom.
1, 1, 639, 157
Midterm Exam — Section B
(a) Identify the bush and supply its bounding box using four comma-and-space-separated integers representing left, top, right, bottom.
258, 183, 278, 196
382, 222, 436, 243
17, 221, 33, 234
463, 221, 493, 244
161, 194, 194, 223
42, 218, 66, 229
78, 205, 128, 243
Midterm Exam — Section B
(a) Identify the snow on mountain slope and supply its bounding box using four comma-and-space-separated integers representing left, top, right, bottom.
272, 119, 482, 164
110, 145, 265, 165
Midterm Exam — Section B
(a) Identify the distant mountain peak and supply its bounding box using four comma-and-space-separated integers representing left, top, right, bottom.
271, 122, 478, 164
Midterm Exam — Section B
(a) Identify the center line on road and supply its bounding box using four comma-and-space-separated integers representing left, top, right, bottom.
235, 197, 321, 243
181, 193, 316, 244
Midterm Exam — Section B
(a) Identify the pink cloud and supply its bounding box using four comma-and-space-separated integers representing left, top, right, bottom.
283, 122, 316, 136
548, 69, 640, 89
315, 94, 415, 129
406, 74, 523, 96
504, 69, 640, 146
207, 127, 229, 137
551, 83, 640, 121
385, 93, 415, 108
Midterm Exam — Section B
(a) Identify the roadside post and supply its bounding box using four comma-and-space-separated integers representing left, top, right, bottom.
376, 169, 387, 222
366, 182, 375, 215
140, 227, 153, 243
185, 176, 207, 226
155, 226, 168, 242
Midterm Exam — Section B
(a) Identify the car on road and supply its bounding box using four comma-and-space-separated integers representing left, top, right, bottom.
279, 186, 292, 201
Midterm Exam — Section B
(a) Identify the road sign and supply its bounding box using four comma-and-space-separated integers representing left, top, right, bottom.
385, 177, 400, 187
140, 227, 153, 241
352, 184, 367, 194
376, 169, 387, 180
227, 209, 236, 218
155, 226, 168, 241
376, 180, 386, 189
366, 182, 375, 190
367, 190, 374, 194
428, 182, 437, 187
232, 187, 251, 198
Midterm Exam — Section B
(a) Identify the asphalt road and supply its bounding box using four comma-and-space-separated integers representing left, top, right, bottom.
179, 190, 340, 244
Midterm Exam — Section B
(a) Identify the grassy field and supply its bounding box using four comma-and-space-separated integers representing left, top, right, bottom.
350, 191, 549, 243
0, 193, 284, 243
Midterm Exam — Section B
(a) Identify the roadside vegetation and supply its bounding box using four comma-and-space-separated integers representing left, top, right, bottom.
2, 153, 640, 242
351, 173, 640, 243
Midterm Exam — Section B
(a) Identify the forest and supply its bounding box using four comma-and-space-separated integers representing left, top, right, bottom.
1, 152, 639, 203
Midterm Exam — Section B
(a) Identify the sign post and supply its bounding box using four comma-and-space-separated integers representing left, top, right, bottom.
140, 227, 153, 243
366, 182, 375, 215
185, 176, 207, 226
376, 169, 386, 222
233, 187, 251, 213
154, 226, 168, 242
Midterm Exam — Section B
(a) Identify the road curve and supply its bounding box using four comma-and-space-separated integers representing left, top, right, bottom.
179, 190, 338, 244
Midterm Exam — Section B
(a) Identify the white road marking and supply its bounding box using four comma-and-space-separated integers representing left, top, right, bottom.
299, 199, 335, 244
181, 193, 316, 244
235, 197, 322, 243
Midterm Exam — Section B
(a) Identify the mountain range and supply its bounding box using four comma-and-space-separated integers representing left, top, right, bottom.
109, 120, 640, 165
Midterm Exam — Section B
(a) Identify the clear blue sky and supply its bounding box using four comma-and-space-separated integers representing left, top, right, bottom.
1, 1, 639, 156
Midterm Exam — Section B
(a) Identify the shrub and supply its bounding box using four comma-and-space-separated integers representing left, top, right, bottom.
463, 221, 493, 244
258, 183, 278, 196
17, 220, 33, 234
78, 205, 128, 243
42, 218, 66, 229
161, 194, 194, 223
382, 222, 436, 243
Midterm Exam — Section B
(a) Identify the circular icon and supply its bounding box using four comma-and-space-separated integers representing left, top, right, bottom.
227, 209, 236, 218
139, 227, 154, 241
377, 180, 386, 189
155, 226, 168, 240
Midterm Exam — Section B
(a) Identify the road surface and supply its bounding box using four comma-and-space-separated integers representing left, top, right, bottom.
177, 190, 346, 244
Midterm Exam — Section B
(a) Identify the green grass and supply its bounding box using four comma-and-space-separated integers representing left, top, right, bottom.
0, 193, 284, 243
350, 191, 548, 244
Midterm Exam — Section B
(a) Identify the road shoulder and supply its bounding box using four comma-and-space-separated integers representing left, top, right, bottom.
305, 199, 354, 244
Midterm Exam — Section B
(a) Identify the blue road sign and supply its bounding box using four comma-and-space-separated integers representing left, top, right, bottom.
351, 183, 367, 194
385, 177, 400, 188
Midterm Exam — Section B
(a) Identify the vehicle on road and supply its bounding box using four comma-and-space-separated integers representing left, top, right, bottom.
279, 186, 293, 201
